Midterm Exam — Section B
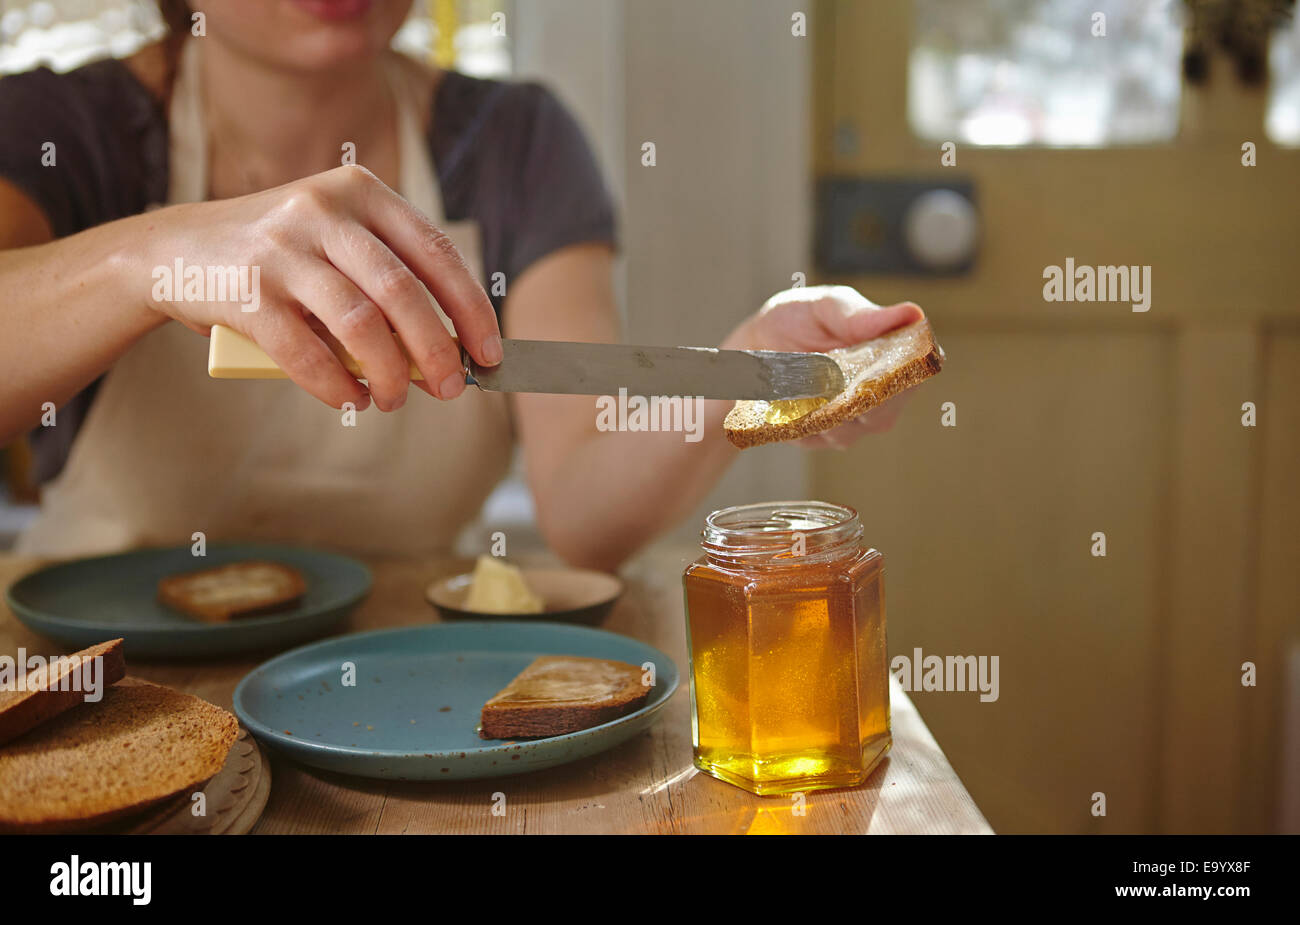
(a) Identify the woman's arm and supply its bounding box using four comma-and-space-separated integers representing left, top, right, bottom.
508, 244, 924, 572
506, 243, 738, 572
0, 166, 503, 446
0, 179, 167, 441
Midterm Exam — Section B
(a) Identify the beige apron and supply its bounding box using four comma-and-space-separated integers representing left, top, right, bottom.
18, 41, 514, 558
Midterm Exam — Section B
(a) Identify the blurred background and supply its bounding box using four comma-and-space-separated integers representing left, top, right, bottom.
1, 0, 1297, 834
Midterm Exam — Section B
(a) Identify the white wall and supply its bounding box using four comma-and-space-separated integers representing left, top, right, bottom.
512, 0, 812, 535
513, 0, 627, 216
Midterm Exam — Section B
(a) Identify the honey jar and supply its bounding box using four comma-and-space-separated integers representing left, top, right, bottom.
682, 501, 890, 795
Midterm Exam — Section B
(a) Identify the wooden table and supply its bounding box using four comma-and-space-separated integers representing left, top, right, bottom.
0, 545, 991, 834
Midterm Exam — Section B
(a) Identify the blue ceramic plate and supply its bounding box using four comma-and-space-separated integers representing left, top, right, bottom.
233, 622, 679, 781
5, 544, 371, 658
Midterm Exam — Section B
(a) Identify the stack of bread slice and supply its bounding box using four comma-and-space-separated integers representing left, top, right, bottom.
0, 639, 240, 833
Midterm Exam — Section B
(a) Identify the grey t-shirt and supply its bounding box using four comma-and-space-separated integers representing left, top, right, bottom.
0, 57, 617, 482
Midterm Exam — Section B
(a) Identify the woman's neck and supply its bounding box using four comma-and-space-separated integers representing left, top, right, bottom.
199, 39, 400, 197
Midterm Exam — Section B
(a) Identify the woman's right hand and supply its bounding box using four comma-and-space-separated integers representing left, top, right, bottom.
137, 164, 503, 411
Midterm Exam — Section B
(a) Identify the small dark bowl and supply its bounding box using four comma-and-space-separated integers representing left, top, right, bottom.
426, 567, 624, 626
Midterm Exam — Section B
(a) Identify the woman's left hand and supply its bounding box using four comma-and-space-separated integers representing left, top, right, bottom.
721, 285, 926, 449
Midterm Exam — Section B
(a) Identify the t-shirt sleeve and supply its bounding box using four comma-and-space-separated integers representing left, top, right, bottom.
0, 66, 115, 237
495, 82, 618, 283
0, 62, 165, 484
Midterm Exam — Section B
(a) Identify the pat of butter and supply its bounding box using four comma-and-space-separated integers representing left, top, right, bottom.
208, 325, 290, 379
207, 324, 424, 380
463, 555, 545, 614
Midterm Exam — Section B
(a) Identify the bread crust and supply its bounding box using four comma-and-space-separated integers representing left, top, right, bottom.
157, 560, 306, 622
0, 639, 126, 746
724, 319, 944, 448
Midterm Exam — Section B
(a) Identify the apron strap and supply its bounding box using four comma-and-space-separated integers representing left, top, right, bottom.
167, 38, 208, 205
387, 56, 447, 225
167, 38, 448, 226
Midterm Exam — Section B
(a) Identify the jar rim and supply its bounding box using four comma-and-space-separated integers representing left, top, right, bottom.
701, 500, 861, 555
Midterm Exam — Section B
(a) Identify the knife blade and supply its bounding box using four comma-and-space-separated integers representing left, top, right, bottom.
465, 339, 844, 401
207, 325, 845, 401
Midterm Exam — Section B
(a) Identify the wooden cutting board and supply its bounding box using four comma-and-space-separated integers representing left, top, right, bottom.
123, 728, 269, 835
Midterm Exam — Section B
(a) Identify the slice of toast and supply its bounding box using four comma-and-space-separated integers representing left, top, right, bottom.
0, 678, 239, 833
480, 655, 650, 739
0, 639, 126, 746
158, 560, 306, 622
724, 318, 944, 448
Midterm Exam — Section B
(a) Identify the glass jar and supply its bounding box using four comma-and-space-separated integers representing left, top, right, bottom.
682, 501, 890, 795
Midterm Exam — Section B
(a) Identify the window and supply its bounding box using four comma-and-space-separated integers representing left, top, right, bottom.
0, 1, 165, 73
394, 0, 512, 77
908, 0, 1185, 146
1267, 10, 1300, 145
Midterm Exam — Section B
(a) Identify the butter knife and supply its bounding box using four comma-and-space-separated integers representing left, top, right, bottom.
207, 324, 845, 401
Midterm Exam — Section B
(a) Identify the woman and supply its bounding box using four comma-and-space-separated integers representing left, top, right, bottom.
0, 0, 924, 570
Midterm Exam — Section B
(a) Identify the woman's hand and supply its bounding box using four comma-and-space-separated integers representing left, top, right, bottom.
722, 285, 926, 448
138, 165, 502, 411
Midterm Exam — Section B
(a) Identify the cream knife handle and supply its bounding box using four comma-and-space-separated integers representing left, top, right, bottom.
208, 324, 444, 381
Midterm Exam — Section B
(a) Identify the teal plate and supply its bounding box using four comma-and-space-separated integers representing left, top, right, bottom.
233, 622, 679, 781
5, 544, 371, 658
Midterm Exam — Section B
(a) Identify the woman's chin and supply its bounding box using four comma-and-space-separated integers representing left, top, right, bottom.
216, 0, 408, 70
275, 33, 390, 70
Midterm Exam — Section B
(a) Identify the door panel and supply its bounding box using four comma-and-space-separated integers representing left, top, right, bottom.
818, 332, 1171, 832
1249, 332, 1300, 831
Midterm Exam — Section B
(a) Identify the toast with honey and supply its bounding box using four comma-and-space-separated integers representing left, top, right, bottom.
0, 639, 126, 746
479, 655, 650, 739
158, 560, 306, 622
724, 318, 944, 448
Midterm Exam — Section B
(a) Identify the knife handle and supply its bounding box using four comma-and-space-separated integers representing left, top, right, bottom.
208, 323, 473, 383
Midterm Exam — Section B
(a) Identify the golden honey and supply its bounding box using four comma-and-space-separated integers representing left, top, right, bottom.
683, 501, 890, 795
763, 396, 829, 425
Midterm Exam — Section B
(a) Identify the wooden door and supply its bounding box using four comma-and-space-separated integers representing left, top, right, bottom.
812, 0, 1299, 833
